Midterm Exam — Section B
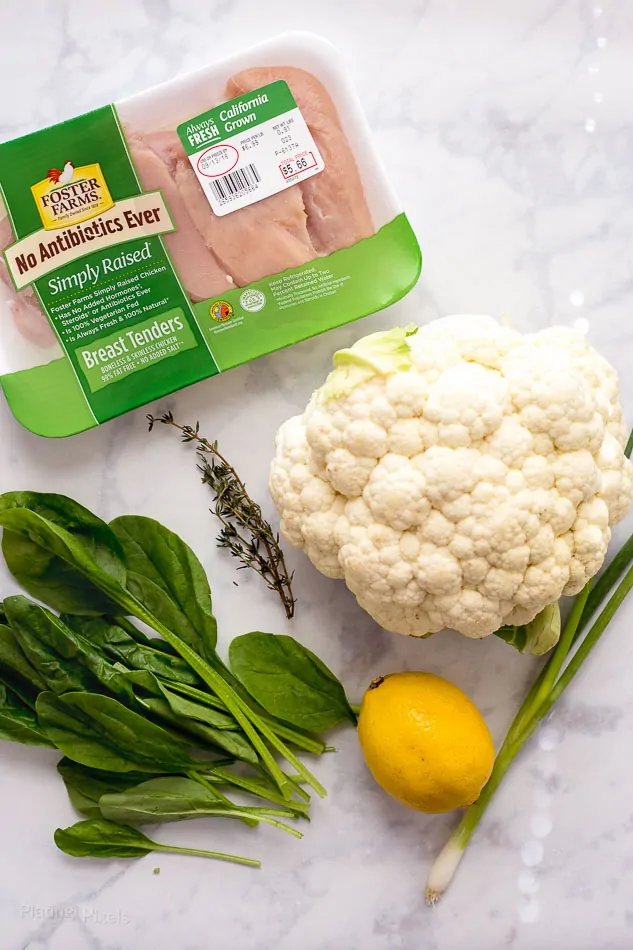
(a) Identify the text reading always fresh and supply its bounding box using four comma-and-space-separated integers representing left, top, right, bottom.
183, 92, 270, 147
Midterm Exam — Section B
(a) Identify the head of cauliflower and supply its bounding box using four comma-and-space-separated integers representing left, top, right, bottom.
269, 316, 633, 638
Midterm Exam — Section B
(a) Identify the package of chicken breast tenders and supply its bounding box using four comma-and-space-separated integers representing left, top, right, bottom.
0, 33, 421, 437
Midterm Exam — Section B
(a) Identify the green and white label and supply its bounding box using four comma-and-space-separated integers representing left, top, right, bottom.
0, 104, 219, 429
76, 307, 196, 393
177, 80, 324, 216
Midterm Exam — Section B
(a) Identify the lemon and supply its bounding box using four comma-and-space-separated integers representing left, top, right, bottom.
358, 671, 495, 814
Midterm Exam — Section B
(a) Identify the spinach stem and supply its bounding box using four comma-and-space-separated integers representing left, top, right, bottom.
162, 681, 228, 712
165, 681, 326, 754
257, 719, 325, 756
278, 770, 311, 802
220, 809, 303, 838
152, 842, 260, 867
185, 769, 256, 826
203, 766, 310, 812
250, 764, 312, 802
126, 598, 295, 800
186, 770, 226, 801
229, 690, 327, 799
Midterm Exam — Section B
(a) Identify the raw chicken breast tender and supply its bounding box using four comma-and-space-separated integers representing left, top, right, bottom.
132, 66, 374, 288
141, 130, 316, 286
226, 66, 374, 254
174, 159, 316, 286
128, 132, 234, 300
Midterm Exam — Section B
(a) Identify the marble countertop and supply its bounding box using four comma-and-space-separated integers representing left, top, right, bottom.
1, 1, 633, 948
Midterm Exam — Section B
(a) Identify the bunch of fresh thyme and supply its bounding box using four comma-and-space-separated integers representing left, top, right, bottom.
147, 412, 296, 618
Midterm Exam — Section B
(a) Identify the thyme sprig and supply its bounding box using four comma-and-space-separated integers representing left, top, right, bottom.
147, 412, 296, 619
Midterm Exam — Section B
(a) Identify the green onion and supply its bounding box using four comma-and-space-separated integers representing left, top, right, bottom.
426, 535, 633, 905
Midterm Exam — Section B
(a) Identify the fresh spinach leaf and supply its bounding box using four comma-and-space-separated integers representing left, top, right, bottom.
36, 692, 159, 773
0, 493, 126, 615
0, 492, 125, 579
163, 680, 326, 755
157, 688, 238, 731
116, 667, 163, 697
2, 530, 119, 616
99, 777, 301, 838
54, 818, 170, 857
229, 632, 356, 731
158, 680, 231, 712
99, 775, 220, 824
58, 758, 152, 795
0, 622, 47, 702
110, 516, 217, 657
58, 691, 202, 771
125, 572, 211, 658
1, 685, 25, 709
116, 617, 181, 656
0, 672, 37, 710
4, 597, 135, 702
54, 817, 260, 865
0, 705, 55, 747
57, 758, 154, 818
107, 669, 249, 761
62, 615, 201, 686
140, 695, 257, 765
64, 784, 101, 819
144, 637, 180, 656
0, 686, 54, 747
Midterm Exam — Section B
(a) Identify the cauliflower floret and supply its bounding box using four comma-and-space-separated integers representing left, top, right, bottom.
270, 317, 633, 639
423, 362, 510, 445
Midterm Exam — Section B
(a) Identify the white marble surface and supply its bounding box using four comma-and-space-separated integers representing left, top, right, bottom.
1, 1, 633, 948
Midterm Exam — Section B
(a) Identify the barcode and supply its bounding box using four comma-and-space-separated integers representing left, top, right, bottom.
209, 163, 261, 203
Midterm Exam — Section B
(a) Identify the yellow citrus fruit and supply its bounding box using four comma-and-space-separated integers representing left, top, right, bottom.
358, 671, 495, 814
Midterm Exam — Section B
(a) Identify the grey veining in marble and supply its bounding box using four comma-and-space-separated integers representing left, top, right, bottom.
1, 2, 632, 949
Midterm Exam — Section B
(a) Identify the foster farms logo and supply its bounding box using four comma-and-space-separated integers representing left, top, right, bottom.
31, 160, 114, 230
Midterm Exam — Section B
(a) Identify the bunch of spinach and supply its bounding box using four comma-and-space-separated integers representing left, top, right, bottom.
0, 491, 355, 868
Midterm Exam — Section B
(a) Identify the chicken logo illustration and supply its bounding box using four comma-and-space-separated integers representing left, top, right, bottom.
31, 160, 114, 231
47, 161, 75, 185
